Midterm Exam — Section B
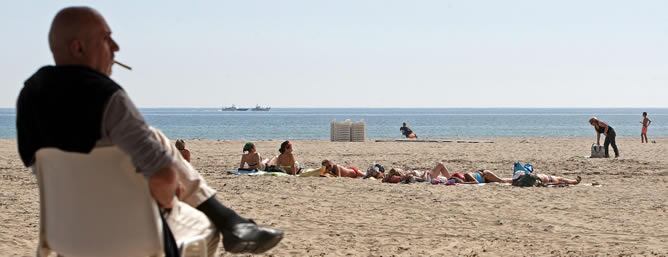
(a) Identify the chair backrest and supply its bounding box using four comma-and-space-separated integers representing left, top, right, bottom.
35, 147, 163, 257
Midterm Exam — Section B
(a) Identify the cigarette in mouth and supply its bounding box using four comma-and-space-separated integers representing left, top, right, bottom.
114, 60, 132, 70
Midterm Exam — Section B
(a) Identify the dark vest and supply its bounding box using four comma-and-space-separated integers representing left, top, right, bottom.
17, 65, 122, 167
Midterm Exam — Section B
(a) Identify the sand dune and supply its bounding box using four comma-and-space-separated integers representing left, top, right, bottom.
1, 137, 666, 256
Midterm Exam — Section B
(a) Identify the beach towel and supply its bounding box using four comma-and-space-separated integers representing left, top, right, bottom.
298, 167, 323, 177
226, 170, 290, 176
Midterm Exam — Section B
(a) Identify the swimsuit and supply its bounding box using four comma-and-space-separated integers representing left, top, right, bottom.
537, 174, 555, 184
452, 172, 466, 180
472, 172, 484, 183
351, 167, 362, 177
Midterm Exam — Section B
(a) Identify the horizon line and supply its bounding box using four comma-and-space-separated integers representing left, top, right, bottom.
2, 106, 668, 109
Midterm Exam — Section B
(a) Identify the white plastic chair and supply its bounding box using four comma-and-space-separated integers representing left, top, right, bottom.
34, 147, 208, 257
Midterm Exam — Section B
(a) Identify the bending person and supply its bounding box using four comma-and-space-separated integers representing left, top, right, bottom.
400, 122, 418, 139
589, 117, 620, 158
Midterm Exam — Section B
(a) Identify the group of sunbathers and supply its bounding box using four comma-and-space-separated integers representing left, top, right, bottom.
238, 141, 301, 175
177, 140, 582, 187
360, 162, 581, 187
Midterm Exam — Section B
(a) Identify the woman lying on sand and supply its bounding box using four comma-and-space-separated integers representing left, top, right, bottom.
239, 142, 264, 171
380, 162, 453, 183
513, 173, 582, 187
377, 162, 514, 185
321, 160, 365, 178
458, 170, 513, 184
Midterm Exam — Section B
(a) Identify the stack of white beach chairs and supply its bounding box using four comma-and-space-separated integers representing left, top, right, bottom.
330, 119, 366, 142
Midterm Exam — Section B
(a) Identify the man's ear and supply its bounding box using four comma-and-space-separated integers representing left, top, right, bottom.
69, 40, 84, 58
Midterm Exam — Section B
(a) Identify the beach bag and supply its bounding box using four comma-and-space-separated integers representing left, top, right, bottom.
590, 144, 605, 158
512, 162, 533, 180
512, 174, 541, 187
363, 163, 385, 179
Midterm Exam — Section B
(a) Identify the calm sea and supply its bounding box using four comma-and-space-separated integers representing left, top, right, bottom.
1, 108, 666, 140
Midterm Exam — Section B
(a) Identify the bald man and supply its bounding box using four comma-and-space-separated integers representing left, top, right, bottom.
17, 6, 282, 255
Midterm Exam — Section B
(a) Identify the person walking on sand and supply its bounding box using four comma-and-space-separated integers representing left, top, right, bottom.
400, 122, 418, 139
641, 112, 652, 143
589, 117, 619, 158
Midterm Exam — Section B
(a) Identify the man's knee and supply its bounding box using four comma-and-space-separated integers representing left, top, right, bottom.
167, 201, 219, 251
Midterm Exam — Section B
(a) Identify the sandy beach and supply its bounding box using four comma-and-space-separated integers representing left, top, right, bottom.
1, 137, 666, 256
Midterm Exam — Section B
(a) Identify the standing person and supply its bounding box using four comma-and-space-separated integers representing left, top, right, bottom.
400, 122, 418, 139
641, 112, 652, 143
17, 7, 282, 254
175, 139, 191, 162
589, 117, 619, 158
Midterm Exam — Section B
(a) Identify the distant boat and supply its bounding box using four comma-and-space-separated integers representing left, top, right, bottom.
251, 105, 271, 111
222, 105, 250, 111
222, 105, 248, 111
222, 105, 236, 111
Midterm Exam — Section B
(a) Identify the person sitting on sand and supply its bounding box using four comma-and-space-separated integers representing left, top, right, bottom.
321, 160, 365, 178
400, 122, 418, 139
276, 140, 299, 175
381, 162, 453, 183
513, 173, 582, 187
239, 142, 264, 171
175, 139, 191, 162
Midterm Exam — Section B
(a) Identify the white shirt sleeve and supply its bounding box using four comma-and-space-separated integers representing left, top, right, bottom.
100, 91, 173, 176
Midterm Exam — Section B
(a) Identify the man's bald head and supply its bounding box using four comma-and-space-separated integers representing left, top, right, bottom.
48, 6, 119, 76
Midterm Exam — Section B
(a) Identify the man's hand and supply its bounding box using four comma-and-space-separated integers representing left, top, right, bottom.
149, 163, 179, 209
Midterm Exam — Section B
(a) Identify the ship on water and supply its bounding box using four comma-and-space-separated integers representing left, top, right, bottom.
221, 105, 249, 111
251, 105, 271, 111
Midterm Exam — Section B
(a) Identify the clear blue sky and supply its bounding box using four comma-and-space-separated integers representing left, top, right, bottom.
1, 0, 666, 108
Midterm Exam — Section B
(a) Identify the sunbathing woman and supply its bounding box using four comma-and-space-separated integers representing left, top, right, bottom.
321, 160, 365, 178
513, 173, 582, 187
276, 141, 299, 175
462, 169, 513, 184
239, 142, 264, 171
381, 162, 453, 183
